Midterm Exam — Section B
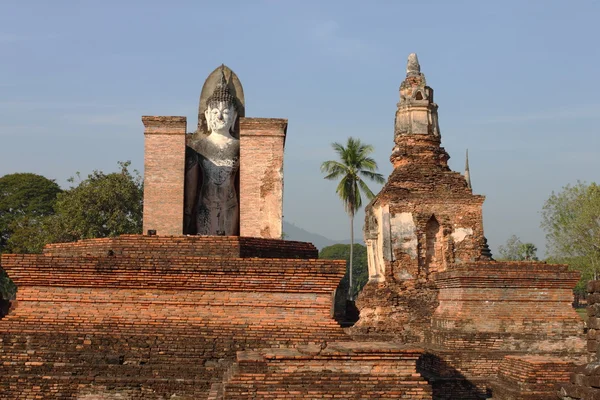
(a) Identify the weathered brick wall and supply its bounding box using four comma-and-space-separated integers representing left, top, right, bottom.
351, 279, 439, 343
432, 263, 582, 340
43, 234, 318, 259
559, 280, 600, 399
216, 342, 432, 399
426, 262, 585, 375
239, 118, 287, 239
353, 261, 586, 399
491, 355, 575, 400
0, 236, 346, 399
142, 116, 187, 236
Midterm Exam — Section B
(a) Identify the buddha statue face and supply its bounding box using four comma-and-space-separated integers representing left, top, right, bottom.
205, 100, 237, 136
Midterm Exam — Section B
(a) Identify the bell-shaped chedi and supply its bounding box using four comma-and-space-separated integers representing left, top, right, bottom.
364, 53, 486, 284
352, 54, 488, 343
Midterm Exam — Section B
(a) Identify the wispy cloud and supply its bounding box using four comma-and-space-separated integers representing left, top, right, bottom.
309, 20, 371, 59
473, 104, 600, 124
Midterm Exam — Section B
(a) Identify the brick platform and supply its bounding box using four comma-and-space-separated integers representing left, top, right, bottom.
43, 234, 318, 259
0, 235, 345, 399
491, 355, 575, 400
422, 262, 585, 399
216, 342, 432, 399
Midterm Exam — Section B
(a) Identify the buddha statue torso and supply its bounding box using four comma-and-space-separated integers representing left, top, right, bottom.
194, 135, 239, 235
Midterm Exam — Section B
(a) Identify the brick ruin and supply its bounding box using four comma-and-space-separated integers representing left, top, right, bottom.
0, 57, 590, 399
0, 236, 349, 398
349, 54, 587, 398
559, 281, 600, 399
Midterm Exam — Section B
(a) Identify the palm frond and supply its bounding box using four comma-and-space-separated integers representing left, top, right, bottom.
321, 160, 350, 180
360, 170, 385, 184
322, 136, 384, 215
358, 179, 377, 200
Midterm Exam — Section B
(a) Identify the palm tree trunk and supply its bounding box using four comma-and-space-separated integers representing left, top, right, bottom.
348, 211, 354, 301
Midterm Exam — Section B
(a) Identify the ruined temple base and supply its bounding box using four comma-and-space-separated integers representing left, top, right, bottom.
0, 235, 348, 399
490, 355, 575, 400
348, 279, 439, 343
214, 342, 432, 399
424, 262, 586, 399
353, 261, 586, 399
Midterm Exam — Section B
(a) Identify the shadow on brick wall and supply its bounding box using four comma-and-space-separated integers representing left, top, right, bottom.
417, 353, 491, 400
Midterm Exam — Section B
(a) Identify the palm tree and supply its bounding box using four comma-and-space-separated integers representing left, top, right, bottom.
321, 137, 385, 300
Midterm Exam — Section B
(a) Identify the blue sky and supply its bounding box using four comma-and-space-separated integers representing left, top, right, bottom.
1, 1, 599, 256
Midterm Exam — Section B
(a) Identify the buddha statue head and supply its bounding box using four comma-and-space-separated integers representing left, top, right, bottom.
204, 68, 238, 137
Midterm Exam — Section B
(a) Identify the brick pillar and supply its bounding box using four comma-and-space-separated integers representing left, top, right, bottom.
142, 116, 187, 236
239, 118, 287, 238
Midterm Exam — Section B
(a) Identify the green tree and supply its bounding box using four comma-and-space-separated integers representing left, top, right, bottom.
320, 243, 368, 319
49, 161, 143, 242
4, 161, 143, 252
321, 137, 384, 300
320, 243, 369, 297
4, 216, 51, 254
0, 173, 62, 252
541, 181, 600, 279
0, 173, 61, 299
497, 234, 539, 261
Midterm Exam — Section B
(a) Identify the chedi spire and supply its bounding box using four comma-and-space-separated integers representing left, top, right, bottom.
465, 149, 472, 189
393, 53, 440, 156
406, 53, 421, 77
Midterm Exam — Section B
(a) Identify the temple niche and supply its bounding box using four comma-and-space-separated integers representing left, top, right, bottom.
142, 65, 287, 238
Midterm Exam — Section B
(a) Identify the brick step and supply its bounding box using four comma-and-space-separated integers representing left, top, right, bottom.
217, 342, 433, 399
0, 374, 210, 400
488, 355, 575, 400
0, 362, 216, 377
42, 235, 319, 259
0, 328, 347, 344
2, 254, 346, 292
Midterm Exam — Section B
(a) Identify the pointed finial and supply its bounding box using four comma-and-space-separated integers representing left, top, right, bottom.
217, 64, 227, 88
406, 53, 421, 76
464, 149, 472, 189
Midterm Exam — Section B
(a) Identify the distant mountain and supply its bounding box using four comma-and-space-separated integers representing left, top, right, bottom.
282, 221, 364, 250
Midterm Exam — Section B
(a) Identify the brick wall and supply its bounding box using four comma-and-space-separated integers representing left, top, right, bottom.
142, 116, 187, 236
43, 234, 318, 259
559, 280, 600, 399
426, 262, 585, 375
0, 236, 345, 399
239, 118, 287, 239
491, 355, 575, 399
217, 342, 432, 399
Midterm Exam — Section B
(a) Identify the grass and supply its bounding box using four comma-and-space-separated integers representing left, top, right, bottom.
576, 308, 588, 322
